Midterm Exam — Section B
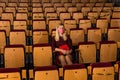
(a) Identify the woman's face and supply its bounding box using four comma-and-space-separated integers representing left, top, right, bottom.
58, 25, 64, 34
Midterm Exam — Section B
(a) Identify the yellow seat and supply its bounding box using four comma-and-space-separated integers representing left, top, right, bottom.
56, 7, 67, 16
46, 12, 58, 25
33, 20, 46, 30
9, 30, 26, 47
0, 2, 6, 10
110, 18, 120, 28
0, 30, 6, 54
81, 7, 91, 17
113, 7, 120, 11
64, 2, 73, 10
63, 64, 88, 80
1, 12, 13, 25
100, 41, 117, 62
76, 3, 85, 11
53, 3, 63, 10
72, 12, 83, 24
100, 11, 111, 23
34, 66, 59, 80
87, 28, 102, 49
0, 20, 11, 37
44, 7, 55, 16
33, 44, 53, 66
77, 42, 96, 63
4, 45, 25, 68
0, 6, 3, 18
64, 19, 77, 34
5, 7, 16, 17
48, 19, 61, 35
79, 19, 91, 34
33, 29, 49, 44
60, 12, 71, 24
108, 27, 120, 48
112, 11, 120, 18
13, 20, 28, 35
17, 7, 28, 13
68, 7, 78, 16
88, 62, 115, 80
70, 28, 84, 46
32, 12, 45, 20
92, 7, 102, 12
96, 19, 108, 34
87, 12, 99, 23
108, 27, 120, 42
0, 68, 21, 80
32, 7, 43, 13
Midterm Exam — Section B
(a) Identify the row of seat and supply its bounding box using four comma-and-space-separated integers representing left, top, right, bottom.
0, 0, 113, 4
0, 6, 119, 26
0, 2, 119, 33
0, 26, 120, 51
1, 11, 119, 24
1, 62, 120, 80
0, 12, 119, 32
0, 5, 117, 17
0, 40, 120, 67
0, 2, 116, 20
0, 18, 120, 35
0, 2, 115, 10
0, 0, 119, 80
0, 1, 116, 17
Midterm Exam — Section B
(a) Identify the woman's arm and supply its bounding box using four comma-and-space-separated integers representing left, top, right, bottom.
52, 37, 66, 54
66, 36, 73, 54
55, 48, 68, 54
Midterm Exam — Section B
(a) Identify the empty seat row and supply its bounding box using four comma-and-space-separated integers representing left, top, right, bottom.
0, 1, 115, 7
0, 11, 119, 28
0, 6, 116, 17
28, 62, 120, 80
0, 18, 120, 35
1, 61, 120, 80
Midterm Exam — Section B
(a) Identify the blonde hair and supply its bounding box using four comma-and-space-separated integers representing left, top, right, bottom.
55, 25, 67, 41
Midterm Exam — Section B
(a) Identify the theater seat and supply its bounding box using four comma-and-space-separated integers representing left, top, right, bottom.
33, 44, 53, 66
4, 45, 25, 68
87, 28, 102, 49
33, 29, 49, 44
63, 64, 88, 80
1, 12, 13, 25
114, 61, 120, 80
0, 20, 11, 37
100, 41, 117, 62
70, 28, 84, 46
0, 30, 6, 54
0, 68, 21, 80
34, 66, 59, 80
77, 42, 96, 63
88, 62, 115, 80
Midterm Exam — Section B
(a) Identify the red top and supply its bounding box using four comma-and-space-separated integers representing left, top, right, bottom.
52, 36, 73, 52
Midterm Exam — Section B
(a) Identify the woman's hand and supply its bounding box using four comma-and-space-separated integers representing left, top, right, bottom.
61, 49, 72, 55
66, 49, 72, 54
60, 49, 67, 54
55, 48, 72, 55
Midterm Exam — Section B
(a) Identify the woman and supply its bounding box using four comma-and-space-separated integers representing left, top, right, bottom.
52, 25, 73, 67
